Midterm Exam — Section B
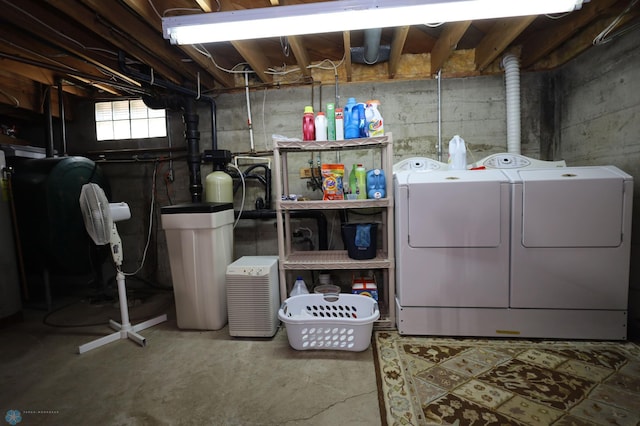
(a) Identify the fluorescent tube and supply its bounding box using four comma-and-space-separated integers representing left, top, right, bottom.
163, 0, 585, 45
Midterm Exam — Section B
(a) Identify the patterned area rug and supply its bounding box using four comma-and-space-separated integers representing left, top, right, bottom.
373, 331, 640, 426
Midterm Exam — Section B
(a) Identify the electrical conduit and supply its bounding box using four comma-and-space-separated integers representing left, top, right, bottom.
502, 53, 521, 155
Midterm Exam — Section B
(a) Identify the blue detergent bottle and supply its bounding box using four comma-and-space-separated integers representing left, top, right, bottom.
344, 98, 360, 139
366, 168, 386, 199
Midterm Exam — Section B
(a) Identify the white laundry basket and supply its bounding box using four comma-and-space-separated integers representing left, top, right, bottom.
278, 293, 379, 351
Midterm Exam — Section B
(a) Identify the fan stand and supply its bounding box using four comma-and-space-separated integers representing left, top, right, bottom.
78, 270, 168, 354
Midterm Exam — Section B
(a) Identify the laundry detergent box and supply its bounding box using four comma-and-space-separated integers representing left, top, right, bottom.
351, 277, 378, 301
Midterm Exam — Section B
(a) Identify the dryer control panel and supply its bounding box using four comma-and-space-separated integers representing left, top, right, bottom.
393, 157, 447, 172
472, 153, 566, 169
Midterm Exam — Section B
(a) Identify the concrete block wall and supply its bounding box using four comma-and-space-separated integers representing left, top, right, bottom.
554, 30, 640, 337
65, 30, 639, 335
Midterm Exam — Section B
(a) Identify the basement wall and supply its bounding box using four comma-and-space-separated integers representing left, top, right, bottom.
553, 29, 640, 337
65, 29, 639, 336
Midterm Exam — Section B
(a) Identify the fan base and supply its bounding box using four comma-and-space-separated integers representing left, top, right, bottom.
78, 314, 168, 354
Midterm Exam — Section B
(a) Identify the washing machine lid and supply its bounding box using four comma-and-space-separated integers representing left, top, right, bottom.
406, 170, 507, 248
518, 167, 628, 248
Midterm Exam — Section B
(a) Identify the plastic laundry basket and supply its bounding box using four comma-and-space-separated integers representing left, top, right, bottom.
278, 293, 379, 351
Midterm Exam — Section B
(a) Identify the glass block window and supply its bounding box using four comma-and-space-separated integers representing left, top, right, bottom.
95, 99, 166, 141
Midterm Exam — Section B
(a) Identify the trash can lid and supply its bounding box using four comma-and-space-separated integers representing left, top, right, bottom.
160, 202, 233, 214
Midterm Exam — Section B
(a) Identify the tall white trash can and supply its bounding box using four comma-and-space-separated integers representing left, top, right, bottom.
161, 202, 234, 330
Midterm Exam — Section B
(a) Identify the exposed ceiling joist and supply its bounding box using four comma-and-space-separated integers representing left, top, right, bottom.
0, 0, 634, 118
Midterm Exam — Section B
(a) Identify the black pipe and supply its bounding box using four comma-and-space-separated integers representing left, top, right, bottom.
44, 86, 54, 158
229, 164, 272, 210
57, 79, 67, 156
235, 210, 328, 250
119, 52, 218, 147
183, 98, 202, 202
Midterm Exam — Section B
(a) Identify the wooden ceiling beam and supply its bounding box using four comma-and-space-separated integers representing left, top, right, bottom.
430, 21, 472, 75
536, 4, 640, 71
343, 31, 352, 82
121, 0, 234, 88
475, 16, 536, 71
2, 0, 139, 86
520, 0, 621, 68
389, 26, 410, 79
231, 40, 274, 84
78, 0, 221, 90
0, 25, 126, 96
287, 36, 312, 79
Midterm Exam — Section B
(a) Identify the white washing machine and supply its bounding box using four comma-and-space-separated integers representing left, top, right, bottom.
502, 166, 632, 339
394, 168, 512, 334
395, 153, 632, 340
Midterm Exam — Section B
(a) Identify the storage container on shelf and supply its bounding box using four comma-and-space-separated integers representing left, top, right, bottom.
278, 293, 379, 351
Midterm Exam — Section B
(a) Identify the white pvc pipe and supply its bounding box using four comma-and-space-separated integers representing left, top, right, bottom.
502, 54, 521, 155
245, 72, 255, 152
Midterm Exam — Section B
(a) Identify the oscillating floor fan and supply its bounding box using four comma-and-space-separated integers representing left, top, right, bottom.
77, 183, 167, 354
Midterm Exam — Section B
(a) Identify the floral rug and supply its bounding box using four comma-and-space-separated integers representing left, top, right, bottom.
373, 331, 640, 426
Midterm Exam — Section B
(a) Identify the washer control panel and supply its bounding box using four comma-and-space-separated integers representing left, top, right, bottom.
474, 153, 566, 169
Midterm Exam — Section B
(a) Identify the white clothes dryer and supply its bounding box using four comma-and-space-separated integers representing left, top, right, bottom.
394, 169, 511, 334
470, 153, 567, 169
501, 166, 632, 339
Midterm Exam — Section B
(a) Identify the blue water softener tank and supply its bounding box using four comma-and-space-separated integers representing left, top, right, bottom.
367, 168, 386, 199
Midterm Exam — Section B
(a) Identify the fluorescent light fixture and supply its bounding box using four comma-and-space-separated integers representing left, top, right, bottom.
162, 0, 586, 45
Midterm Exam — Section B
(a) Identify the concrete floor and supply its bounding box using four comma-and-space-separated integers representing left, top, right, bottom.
0, 290, 382, 426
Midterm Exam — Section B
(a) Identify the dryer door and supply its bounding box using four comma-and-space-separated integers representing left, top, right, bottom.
520, 168, 624, 248
398, 170, 510, 308
407, 171, 505, 248
510, 167, 631, 310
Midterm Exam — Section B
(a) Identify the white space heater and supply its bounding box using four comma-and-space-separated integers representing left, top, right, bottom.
226, 256, 280, 337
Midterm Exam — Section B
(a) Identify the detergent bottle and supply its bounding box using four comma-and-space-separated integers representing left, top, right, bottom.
448, 135, 467, 170
314, 111, 327, 141
365, 100, 384, 137
357, 103, 367, 138
366, 168, 386, 199
302, 106, 315, 141
344, 98, 359, 139
355, 164, 367, 199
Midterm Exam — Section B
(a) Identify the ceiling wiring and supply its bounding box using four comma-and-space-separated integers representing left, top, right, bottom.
593, 0, 640, 45
0, 89, 20, 108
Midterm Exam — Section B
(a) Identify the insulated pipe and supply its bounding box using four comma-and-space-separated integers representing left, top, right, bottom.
363, 28, 382, 64
502, 53, 521, 155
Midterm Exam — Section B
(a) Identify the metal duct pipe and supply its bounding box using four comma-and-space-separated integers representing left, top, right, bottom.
502, 53, 521, 155
363, 28, 382, 64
